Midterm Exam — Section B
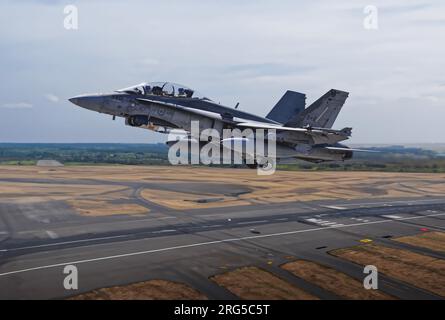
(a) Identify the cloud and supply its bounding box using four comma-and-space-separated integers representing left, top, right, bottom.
139, 58, 160, 66
224, 63, 315, 78
423, 95, 443, 105
44, 93, 59, 102
378, 2, 432, 15
2, 102, 33, 109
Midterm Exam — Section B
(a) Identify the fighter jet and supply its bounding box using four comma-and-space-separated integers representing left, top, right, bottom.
69, 82, 362, 169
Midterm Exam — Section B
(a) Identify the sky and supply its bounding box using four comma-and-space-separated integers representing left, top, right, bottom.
0, 0, 444, 144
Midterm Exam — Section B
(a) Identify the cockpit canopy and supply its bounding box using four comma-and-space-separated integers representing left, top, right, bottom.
116, 82, 211, 100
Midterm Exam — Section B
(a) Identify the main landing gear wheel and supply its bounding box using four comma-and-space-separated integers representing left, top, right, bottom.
244, 157, 276, 171
257, 157, 275, 172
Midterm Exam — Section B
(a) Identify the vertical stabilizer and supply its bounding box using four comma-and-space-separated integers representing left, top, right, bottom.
266, 90, 306, 124
284, 89, 348, 128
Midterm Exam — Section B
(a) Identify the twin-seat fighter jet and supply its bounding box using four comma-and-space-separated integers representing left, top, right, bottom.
69, 82, 362, 169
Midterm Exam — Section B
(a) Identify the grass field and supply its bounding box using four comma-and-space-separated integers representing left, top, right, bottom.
1, 165, 445, 213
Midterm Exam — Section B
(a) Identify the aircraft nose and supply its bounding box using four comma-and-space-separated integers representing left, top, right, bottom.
68, 94, 104, 111
68, 97, 80, 105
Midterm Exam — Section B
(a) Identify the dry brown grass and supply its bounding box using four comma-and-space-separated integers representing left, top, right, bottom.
1, 165, 445, 211
69, 279, 207, 300
211, 266, 318, 300
140, 188, 251, 210
394, 232, 445, 253
330, 244, 445, 297
131, 167, 445, 209
0, 169, 150, 216
281, 260, 393, 300
66, 200, 149, 216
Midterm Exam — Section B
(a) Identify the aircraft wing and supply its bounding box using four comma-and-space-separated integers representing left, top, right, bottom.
236, 122, 351, 136
136, 98, 237, 124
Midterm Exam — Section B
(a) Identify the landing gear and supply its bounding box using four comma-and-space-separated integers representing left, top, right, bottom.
245, 163, 258, 169
257, 157, 275, 172
244, 157, 276, 172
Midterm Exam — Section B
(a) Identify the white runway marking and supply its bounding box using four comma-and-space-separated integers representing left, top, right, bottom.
351, 217, 370, 223
152, 229, 176, 234
1, 212, 445, 278
305, 218, 343, 227
321, 205, 347, 210
45, 231, 58, 239
382, 215, 403, 219
320, 222, 338, 226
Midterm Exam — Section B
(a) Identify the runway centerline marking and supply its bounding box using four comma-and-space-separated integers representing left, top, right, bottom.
1, 212, 445, 278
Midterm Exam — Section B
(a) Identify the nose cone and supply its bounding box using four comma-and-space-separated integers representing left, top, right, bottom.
68, 94, 104, 112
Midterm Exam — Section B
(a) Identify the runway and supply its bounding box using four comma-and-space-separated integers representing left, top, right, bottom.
1, 196, 445, 299
0, 166, 444, 299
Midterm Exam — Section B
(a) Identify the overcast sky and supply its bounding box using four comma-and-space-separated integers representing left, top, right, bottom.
0, 0, 444, 143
